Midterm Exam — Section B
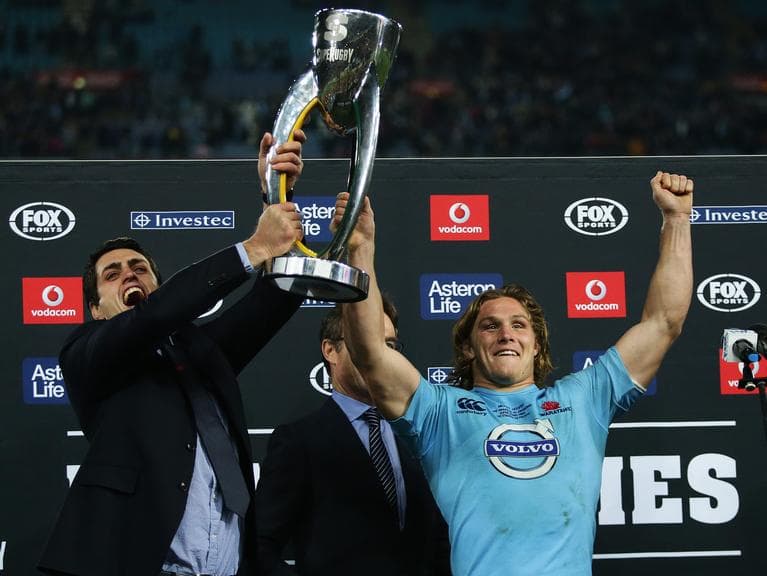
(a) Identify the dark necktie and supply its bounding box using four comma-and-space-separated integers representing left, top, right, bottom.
363, 407, 399, 517
177, 361, 251, 518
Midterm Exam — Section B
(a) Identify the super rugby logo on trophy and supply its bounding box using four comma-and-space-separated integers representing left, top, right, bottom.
264, 9, 402, 302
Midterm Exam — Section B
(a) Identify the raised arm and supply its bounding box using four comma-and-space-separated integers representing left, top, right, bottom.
336, 193, 421, 419
615, 171, 694, 388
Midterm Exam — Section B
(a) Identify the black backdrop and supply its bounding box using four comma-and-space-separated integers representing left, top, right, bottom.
3, 156, 767, 575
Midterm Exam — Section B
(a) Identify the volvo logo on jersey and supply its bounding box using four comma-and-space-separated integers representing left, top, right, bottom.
420, 273, 502, 319
484, 419, 560, 479
430, 195, 490, 241
22, 277, 84, 324
566, 271, 626, 318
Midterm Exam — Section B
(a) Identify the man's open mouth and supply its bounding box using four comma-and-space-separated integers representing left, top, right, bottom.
123, 286, 145, 306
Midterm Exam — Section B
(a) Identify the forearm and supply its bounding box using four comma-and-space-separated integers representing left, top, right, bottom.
344, 242, 420, 418
642, 213, 693, 339
344, 242, 386, 370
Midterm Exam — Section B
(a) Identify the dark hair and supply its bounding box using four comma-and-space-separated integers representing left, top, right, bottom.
319, 293, 399, 371
449, 283, 554, 390
83, 237, 162, 308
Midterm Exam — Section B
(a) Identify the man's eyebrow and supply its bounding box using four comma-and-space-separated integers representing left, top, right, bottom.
101, 261, 122, 275
478, 313, 530, 322
100, 258, 148, 275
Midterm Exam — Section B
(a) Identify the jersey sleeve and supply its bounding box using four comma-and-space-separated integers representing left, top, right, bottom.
389, 375, 444, 458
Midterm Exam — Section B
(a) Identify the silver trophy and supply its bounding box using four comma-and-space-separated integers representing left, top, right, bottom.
264, 8, 401, 302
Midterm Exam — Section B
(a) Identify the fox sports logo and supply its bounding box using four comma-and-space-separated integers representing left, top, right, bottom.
697, 273, 761, 312
564, 197, 628, 236
9, 202, 76, 241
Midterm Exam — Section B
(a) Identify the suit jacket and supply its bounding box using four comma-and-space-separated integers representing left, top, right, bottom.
38, 246, 302, 576
254, 398, 451, 576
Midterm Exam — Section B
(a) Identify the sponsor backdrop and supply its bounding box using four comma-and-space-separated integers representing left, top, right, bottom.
2, 157, 767, 574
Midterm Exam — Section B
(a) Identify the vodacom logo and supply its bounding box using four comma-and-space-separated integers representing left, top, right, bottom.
449, 202, 471, 224
585, 279, 607, 301
42, 285, 65, 307
430, 195, 489, 241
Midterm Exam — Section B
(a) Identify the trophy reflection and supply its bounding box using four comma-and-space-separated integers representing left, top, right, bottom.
264, 8, 401, 302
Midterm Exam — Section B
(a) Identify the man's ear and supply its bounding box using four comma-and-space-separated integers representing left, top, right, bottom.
461, 341, 475, 361
90, 302, 105, 320
321, 339, 338, 366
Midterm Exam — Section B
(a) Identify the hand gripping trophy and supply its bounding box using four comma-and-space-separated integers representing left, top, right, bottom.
264, 8, 401, 302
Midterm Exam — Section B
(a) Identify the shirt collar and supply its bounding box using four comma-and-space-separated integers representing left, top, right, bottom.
332, 389, 373, 423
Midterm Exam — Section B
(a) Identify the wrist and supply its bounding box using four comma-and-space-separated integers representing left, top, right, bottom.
662, 211, 691, 224
242, 239, 272, 268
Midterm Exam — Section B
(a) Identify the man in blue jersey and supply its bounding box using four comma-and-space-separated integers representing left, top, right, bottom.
334, 171, 694, 576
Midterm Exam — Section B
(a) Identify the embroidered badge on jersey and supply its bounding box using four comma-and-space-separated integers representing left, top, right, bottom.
484, 419, 560, 479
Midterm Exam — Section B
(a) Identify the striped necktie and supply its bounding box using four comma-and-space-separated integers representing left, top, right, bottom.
363, 407, 398, 517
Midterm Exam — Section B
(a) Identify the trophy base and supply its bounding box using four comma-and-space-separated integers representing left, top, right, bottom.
266, 256, 369, 303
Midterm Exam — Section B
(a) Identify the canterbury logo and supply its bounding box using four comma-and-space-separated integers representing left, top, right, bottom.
457, 397, 486, 413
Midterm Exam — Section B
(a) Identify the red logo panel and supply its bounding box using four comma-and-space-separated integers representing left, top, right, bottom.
23, 277, 84, 324
566, 271, 626, 318
430, 195, 489, 241
719, 348, 765, 395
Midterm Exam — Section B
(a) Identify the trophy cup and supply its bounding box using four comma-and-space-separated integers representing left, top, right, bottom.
264, 8, 401, 302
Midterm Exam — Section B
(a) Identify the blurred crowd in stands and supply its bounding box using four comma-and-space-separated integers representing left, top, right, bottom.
2, 0, 766, 159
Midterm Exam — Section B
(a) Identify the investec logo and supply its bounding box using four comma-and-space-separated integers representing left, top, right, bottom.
697, 273, 761, 312
308, 361, 332, 395
9, 201, 76, 240
296, 196, 335, 242
420, 273, 502, 320
564, 197, 628, 236
23, 357, 68, 404
427, 366, 454, 385
430, 195, 490, 241
573, 350, 656, 395
691, 205, 767, 224
131, 211, 235, 230
719, 348, 765, 395
566, 272, 626, 318
22, 277, 83, 324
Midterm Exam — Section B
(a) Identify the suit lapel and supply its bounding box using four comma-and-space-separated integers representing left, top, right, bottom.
321, 400, 401, 523
320, 399, 375, 466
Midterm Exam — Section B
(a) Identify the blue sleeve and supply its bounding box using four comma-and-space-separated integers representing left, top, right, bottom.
569, 347, 644, 430
390, 376, 443, 458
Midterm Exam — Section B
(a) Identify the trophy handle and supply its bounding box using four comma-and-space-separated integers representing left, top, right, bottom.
266, 69, 317, 206
267, 65, 383, 263
325, 68, 381, 261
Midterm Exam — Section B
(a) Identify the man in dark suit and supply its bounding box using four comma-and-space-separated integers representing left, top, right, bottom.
254, 300, 451, 576
39, 133, 306, 576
